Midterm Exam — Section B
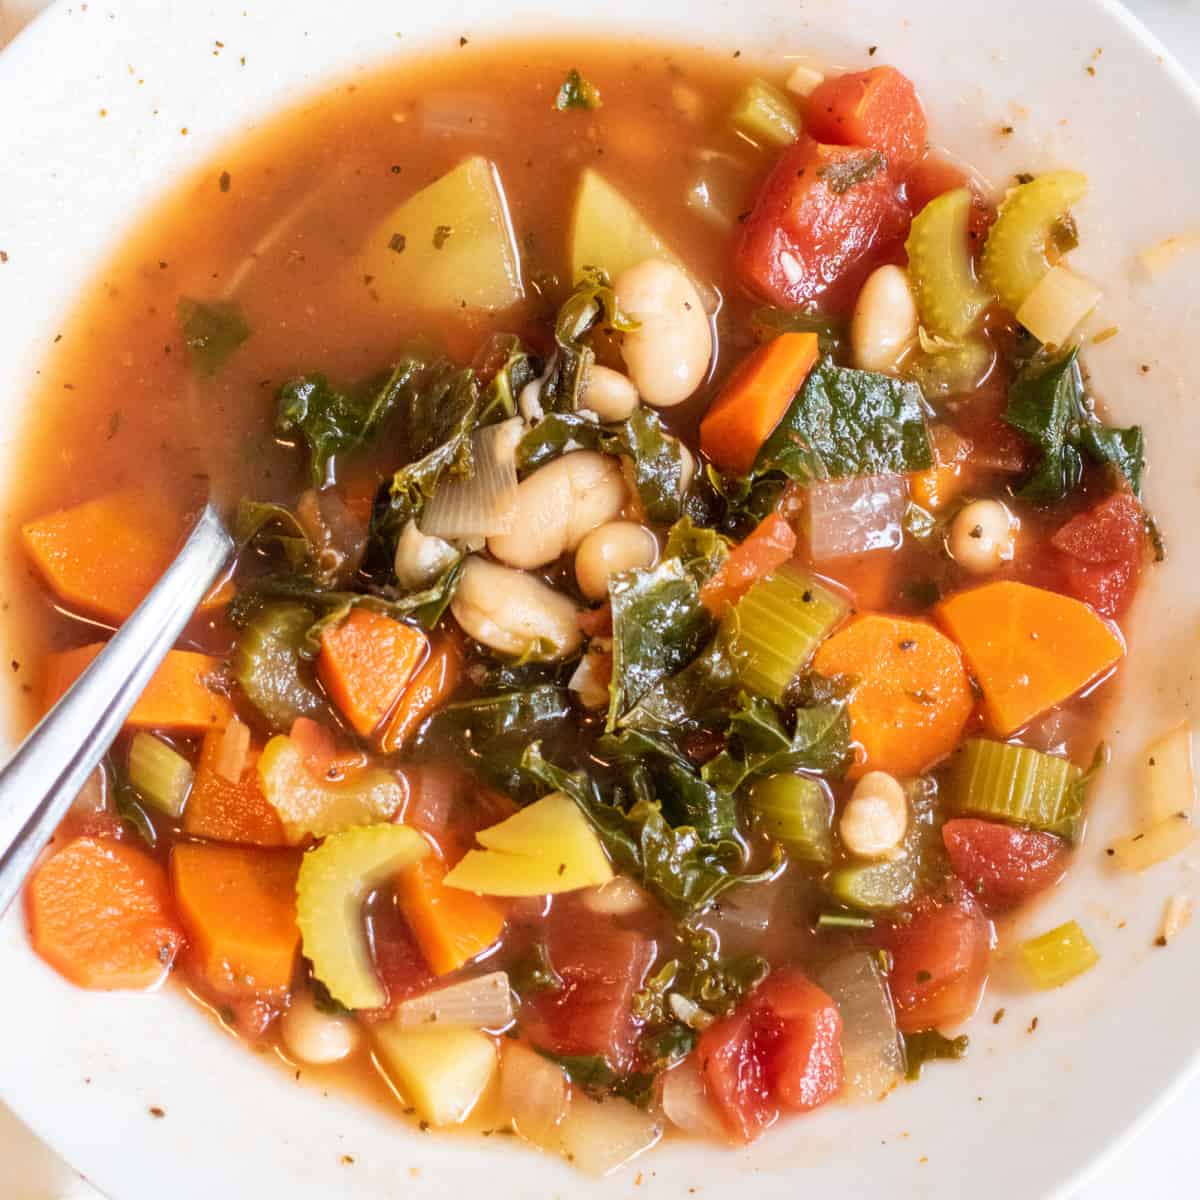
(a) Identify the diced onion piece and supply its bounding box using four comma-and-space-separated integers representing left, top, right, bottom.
1144, 722, 1195, 827
395, 971, 514, 1031
557, 1093, 662, 1176
127, 732, 193, 818
1015, 265, 1101, 347
806, 474, 908, 561
817, 952, 903, 1100
214, 716, 251, 783
419, 417, 523, 540
662, 1058, 727, 1139
1109, 814, 1199, 872
1138, 231, 1200, 276
785, 63, 825, 97
684, 150, 751, 230
1019, 919, 1099, 989
582, 876, 648, 916
668, 992, 715, 1030
501, 1040, 569, 1149
1159, 894, 1193, 946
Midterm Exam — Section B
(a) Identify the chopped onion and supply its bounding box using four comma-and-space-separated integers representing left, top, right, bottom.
667, 992, 714, 1030
557, 1093, 662, 1177
684, 151, 751, 230
582, 876, 647, 916
500, 1040, 568, 1149
420, 92, 506, 139
1110, 813, 1199, 872
662, 1058, 727, 1139
419, 417, 523, 540
806, 474, 908, 561
394, 970, 514, 1031
215, 716, 251, 783
393, 520, 459, 591
1015, 264, 1101, 347
1160, 894, 1193, 946
568, 648, 611, 712
71, 766, 108, 820
1138, 231, 1200, 276
816, 951, 903, 1100
1144, 722, 1194, 827
785, 62, 825, 97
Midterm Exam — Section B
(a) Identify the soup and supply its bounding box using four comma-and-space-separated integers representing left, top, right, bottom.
10, 37, 1162, 1174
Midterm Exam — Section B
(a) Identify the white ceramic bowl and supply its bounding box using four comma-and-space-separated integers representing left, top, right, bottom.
2, 1, 1199, 1196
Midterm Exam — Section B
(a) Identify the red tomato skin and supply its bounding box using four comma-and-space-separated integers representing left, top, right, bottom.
942, 818, 1069, 912
1050, 492, 1145, 618
736, 137, 911, 315
698, 968, 843, 1143
363, 892, 434, 1019
805, 66, 928, 170
878, 878, 993, 1033
523, 896, 656, 1072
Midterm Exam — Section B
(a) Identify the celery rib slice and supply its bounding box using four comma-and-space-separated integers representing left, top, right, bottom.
725, 563, 846, 703
950, 737, 1084, 839
905, 188, 992, 339
981, 170, 1089, 313
729, 78, 801, 148
1019, 919, 1099, 989
128, 732, 193, 818
749, 774, 834, 864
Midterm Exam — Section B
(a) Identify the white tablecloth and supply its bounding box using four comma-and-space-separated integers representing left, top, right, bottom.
1, 0, 1197, 1195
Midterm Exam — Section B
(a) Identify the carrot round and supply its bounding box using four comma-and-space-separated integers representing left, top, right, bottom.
935, 580, 1124, 736
380, 633, 464, 752
812, 613, 973, 778
700, 511, 797, 616
44, 644, 233, 734
183, 723, 287, 847
396, 857, 506, 976
318, 608, 429, 738
700, 332, 820, 475
27, 836, 184, 990
170, 842, 301, 999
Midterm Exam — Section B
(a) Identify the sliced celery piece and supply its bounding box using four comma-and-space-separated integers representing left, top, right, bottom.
729, 78, 801, 148
749, 773, 834, 864
296, 824, 430, 1010
950, 737, 1084, 839
904, 337, 995, 399
905, 189, 992, 339
127, 732, 193, 818
724, 562, 846, 704
1019, 919, 1099, 989
232, 601, 327, 731
981, 170, 1089, 313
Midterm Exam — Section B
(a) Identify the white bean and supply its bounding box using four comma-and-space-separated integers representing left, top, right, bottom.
614, 259, 712, 407
840, 771, 908, 859
850, 265, 918, 374
948, 499, 1016, 575
393, 519, 458, 590
451, 556, 582, 660
488, 451, 627, 569
574, 521, 659, 601
281, 990, 362, 1065
584, 365, 640, 422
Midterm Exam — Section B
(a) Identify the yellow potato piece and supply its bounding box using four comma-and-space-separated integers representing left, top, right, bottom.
373, 1026, 497, 1126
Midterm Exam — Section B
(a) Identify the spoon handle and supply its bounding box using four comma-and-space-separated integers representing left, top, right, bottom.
0, 503, 233, 917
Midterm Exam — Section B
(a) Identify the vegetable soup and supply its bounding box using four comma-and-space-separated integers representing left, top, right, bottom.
8, 37, 1173, 1174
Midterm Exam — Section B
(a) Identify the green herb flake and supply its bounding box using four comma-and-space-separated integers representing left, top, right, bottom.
903, 1030, 969, 1080
816, 149, 886, 194
388, 233, 407, 254
554, 68, 602, 112
177, 296, 251, 376
432, 225, 453, 249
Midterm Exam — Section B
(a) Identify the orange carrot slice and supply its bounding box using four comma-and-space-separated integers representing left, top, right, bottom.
170, 842, 301, 998
27, 836, 183, 990
700, 512, 797, 616
936, 580, 1124, 736
21, 487, 229, 622
43, 644, 233, 734
318, 608, 429, 737
700, 332, 820, 475
183, 724, 287, 847
812, 613, 974, 778
908, 427, 973, 512
380, 633, 464, 753
396, 857, 506, 976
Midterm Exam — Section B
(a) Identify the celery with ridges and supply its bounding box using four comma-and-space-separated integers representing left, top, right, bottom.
749, 773, 834, 864
127, 732, 193, 818
905, 189, 992, 339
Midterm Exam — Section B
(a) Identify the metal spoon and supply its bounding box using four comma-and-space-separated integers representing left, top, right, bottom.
0, 503, 233, 916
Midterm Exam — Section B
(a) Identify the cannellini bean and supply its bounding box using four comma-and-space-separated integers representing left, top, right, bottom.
451, 556, 582, 660
574, 520, 659, 600
281, 990, 362, 1065
583, 365, 640, 422
850, 265, 918, 374
488, 451, 627, 569
840, 771, 908, 859
613, 259, 712, 407
393, 519, 458, 590
948, 499, 1016, 575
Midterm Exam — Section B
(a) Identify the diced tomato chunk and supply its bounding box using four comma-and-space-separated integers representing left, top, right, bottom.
736, 137, 911, 315
805, 66, 928, 170
942, 818, 1069, 912
904, 150, 995, 244
947, 383, 1031, 474
877, 878, 993, 1032
698, 968, 843, 1143
1050, 491, 1146, 618
523, 895, 656, 1072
